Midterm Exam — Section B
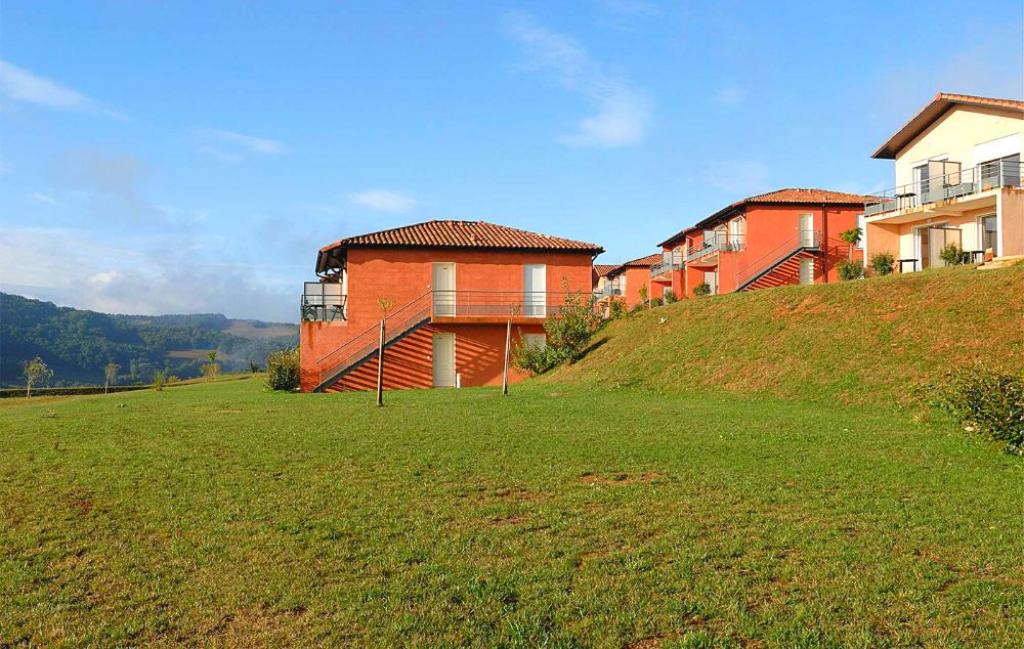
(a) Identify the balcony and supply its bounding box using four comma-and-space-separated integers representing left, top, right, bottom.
650, 250, 684, 279
431, 290, 592, 323
301, 282, 346, 322
684, 232, 746, 263
864, 159, 1023, 218
595, 283, 624, 300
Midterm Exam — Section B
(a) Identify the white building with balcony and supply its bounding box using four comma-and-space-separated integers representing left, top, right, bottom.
863, 93, 1023, 271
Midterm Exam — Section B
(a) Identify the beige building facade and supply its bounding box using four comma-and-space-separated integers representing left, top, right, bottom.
863, 93, 1023, 270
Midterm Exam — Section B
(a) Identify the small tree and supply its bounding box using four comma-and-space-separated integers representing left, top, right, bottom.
511, 291, 600, 374
637, 284, 649, 309
23, 356, 53, 397
104, 362, 120, 394
870, 252, 895, 276
940, 243, 965, 266
203, 350, 220, 380
694, 282, 711, 297
839, 227, 862, 262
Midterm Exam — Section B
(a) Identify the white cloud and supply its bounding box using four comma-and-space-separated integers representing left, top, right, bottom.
0, 227, 296, 322
194, 128, 287, 161
0, 59, 126, 118
349, 189, 418, 213
715, 83, 745, 106
701, 160, 770, 196
31, 192, 57, 205
502, 12, 651, 147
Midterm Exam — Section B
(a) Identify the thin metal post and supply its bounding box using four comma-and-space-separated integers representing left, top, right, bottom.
376, 318, 385, 407
502, 317, 512, 396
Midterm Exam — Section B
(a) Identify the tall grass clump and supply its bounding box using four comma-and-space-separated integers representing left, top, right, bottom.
936, 367, 1024, 454
266, 347, 301, 391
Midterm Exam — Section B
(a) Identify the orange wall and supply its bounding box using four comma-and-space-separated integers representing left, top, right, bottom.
301, 248, 594, 391
612, 266, 668, 309
325, 323, 544, 392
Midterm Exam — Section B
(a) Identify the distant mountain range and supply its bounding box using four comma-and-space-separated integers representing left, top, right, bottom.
0, 293, 298, 387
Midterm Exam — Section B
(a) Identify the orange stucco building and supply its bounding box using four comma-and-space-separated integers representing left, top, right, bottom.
595, 253, 670, 309
651, 188, 872, 297
300, 220, 602, 392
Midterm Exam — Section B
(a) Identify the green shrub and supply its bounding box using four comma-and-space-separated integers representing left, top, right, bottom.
152, 371, 166, 391
512, 292, 600, 375
940, 243, 965, 266
663, 290, 677, 304
266, 347, 301, 391
936, 367, 1024, 453
693, 283, 711, 297
870, 252, 895, 276
837, 259, 864, 281
608, 299, 627, 319
651, 297, 663, 307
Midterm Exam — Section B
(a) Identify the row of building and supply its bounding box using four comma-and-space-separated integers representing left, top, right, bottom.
299, 92, 1023, 393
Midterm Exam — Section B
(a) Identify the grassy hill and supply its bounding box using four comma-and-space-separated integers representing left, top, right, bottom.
2, 379, 1022, 646
0, 293, 298, 386
549, 265, 1024, 406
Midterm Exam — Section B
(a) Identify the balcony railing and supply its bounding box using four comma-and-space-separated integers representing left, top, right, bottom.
864, 159, 1023, 217
684, 232, 746, 263
301, 282, 346, 322
596, 283, 624, 300
431, 290, 592, 319
650, 250, 684, 278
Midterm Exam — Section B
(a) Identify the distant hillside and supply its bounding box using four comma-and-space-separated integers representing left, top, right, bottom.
547, 265, 1024, 406
0, 293, 298, 386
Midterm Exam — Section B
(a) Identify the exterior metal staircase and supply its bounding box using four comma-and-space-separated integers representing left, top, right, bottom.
735, 230, 821, 292
313, 292, 432, 392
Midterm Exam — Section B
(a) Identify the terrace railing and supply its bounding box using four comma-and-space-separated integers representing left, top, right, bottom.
864, 159, 1023, 217
684, 232, 746, 263
650, 249, 684, 278
301, 281, 346, 322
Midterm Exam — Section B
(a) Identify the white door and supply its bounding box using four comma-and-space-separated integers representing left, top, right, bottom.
524, 264, 546, 317
703, 270, 718, 295
432, 262, 455, 317
799, 213, 814, 247
432, 332, 456, 387
799, 258, 814, 285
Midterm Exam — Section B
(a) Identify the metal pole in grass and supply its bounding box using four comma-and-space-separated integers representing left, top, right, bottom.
376, 297, 393, 407
502, 317, 511, 396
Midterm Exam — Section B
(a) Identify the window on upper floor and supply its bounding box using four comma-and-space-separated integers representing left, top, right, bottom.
728, 216, 746, 250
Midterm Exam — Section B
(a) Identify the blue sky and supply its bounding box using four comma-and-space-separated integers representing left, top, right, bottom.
1, 1, 1021, 322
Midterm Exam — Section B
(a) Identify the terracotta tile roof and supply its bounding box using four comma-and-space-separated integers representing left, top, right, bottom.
603, 253, 663, 278
593, 264, 619, 277
317, 219, 603, 272
619, 253, 662, 268
873, 92, 1024, 159
657, 188, 876, 248
319, 219, 603, 253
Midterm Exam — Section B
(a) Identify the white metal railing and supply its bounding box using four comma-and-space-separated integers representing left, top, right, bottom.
864, 159, 1023, 217
301, 281, 346, 321
650, 250, 684, 278
684, 232, 746, 263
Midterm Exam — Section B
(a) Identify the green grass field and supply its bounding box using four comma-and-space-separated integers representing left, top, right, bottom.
3, 378, 1022, 647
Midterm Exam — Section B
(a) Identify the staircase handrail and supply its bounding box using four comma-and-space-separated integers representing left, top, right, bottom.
735, 230, 820, 288
315, 291, 432, 369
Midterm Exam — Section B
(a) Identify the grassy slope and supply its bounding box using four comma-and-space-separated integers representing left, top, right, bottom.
549, 265, 1024, 406
2, 379, 1023, 647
